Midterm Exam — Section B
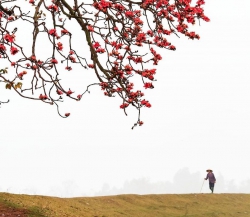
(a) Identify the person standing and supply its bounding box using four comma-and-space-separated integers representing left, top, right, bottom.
205, 169, 216, 193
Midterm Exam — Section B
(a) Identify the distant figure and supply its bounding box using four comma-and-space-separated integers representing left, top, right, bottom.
205, 169, 216, 193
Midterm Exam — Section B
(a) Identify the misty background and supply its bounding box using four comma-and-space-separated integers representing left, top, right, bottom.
95, 168, 250, 196
1, 168, 250, 197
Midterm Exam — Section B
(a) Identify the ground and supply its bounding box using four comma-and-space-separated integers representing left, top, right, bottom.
0, 203, 28, 217
1, 193, 250, 217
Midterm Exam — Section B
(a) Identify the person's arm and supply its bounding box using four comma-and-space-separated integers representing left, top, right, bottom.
204, 174, 208, 180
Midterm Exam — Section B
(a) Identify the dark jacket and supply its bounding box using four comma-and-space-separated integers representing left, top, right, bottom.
205, 172, 216, 183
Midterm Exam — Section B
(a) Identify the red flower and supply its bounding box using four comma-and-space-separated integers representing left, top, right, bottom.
11, 62, 15, 66
77, 94, 82, 100
30, 55, 36, 61
134, 57, 142, 64
100, 82, 109, 90
61, 29, 69, 35
37, 60, 43, 65
169, 45, 176, 50
48, 4, 58, 12
65, 66, 72, 71
49, 29, 57, 36
141, 99, 151, 108
120, 103, 129, 109
66, 89, 73, 96
87, 25, 94, 32
202, 16, 210, 22
125, 11, 134, 18
125, 64, 133, 71
136, 33, 146, 43
197, 0, 205, 5
114, 3, 125, 11
0, 44, 6, 51
65, 113, 70, 117
8, 16, 14, 21
96, 48, 105, 53
147, 30, 154, 37
39, 94, 48, 100
51, 58, 58, 64
31, 65, 38, 70
144, 82, 154, 89
10, 46, 19, 55
93, 42, 100, 49
69, 56, 76, 63
57, 42, 63, 50
56, 89, 63, 95
4, 34, 15, 43
18, 71, 27, 79
139, 121, 144, 126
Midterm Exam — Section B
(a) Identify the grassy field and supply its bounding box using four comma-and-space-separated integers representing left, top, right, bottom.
0, 193, 250, 217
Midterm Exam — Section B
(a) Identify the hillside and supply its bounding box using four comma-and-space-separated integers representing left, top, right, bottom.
0, 193, 250, 217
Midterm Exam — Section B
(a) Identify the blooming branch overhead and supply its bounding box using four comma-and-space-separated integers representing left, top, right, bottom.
0, 0, 209, 128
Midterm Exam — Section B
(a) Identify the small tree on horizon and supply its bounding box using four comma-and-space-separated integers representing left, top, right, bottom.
0, 0, 209, 128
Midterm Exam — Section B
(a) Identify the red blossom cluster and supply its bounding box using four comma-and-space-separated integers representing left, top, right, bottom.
18, 71, 27, 80
10, 46, 18, 55
61, 29, 69, 35
141, 99, 151, 108
57, 42, 63, 50
93, 42, 105, 53
4, 34, 15, 43
48, 4, 58, 12
39, 94, 48, 100
150, 48, 162, 65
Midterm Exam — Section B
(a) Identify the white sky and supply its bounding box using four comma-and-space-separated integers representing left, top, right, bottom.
0, 0, 250, 197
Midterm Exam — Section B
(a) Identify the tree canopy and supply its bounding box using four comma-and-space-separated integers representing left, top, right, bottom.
0, 0, 209, 128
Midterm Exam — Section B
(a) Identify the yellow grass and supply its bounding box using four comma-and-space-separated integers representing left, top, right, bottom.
1, 193, 250, 217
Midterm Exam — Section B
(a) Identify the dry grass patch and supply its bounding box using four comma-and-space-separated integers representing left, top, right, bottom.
0, 193, 250, 217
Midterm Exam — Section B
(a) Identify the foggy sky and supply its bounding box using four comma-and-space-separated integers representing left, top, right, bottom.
1, 0, 250, 198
